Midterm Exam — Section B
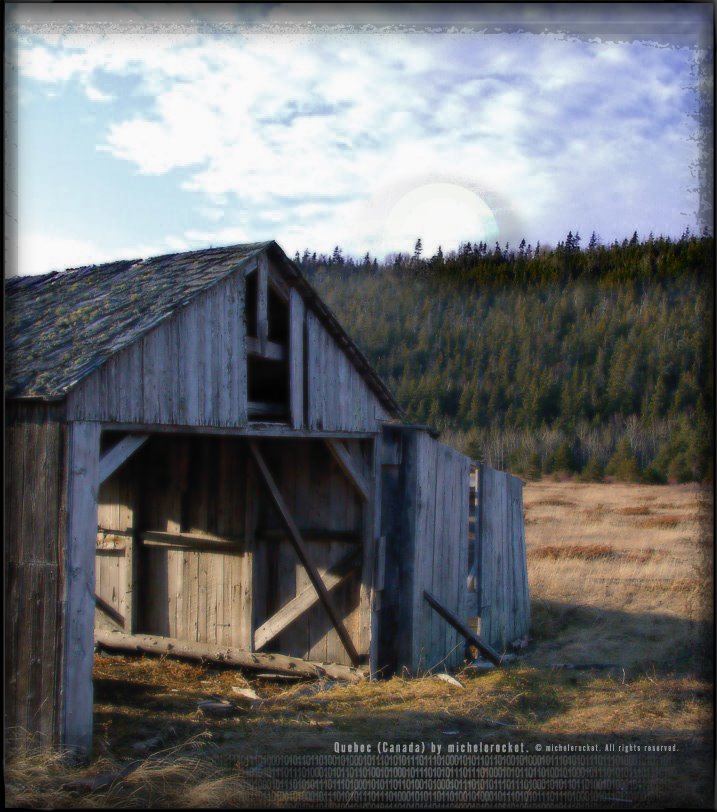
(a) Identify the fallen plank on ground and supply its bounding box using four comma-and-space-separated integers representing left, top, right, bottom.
94, 630, 367, 683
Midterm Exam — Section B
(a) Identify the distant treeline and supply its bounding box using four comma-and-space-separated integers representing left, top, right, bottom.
295, 232, 714, 483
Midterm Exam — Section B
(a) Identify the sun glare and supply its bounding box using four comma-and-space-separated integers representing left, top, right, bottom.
382, 182, 499, 256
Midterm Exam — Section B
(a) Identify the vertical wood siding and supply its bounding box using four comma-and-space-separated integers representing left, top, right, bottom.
289, 288, 305, 429
95, 453, 139, 633
411, 433, 471, 673
378, 427, 471, 674
305, 310, 389, 432
66, 273, 247, 427
138, 437, 252, 648
5, 403, 66, 746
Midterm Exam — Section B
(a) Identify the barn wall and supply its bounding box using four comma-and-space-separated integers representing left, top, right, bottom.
66, 272, 247, 427
378, 427, 471, 674
305, 309, 391, 432
5, 402, 67, 746
473, 464, 530, 650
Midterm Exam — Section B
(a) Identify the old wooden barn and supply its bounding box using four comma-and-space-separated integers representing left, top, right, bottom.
5, 241, 529, 754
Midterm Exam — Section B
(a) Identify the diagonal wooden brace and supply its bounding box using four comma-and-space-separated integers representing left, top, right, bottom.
424, 589, 502, 665
99, 433, 149, 484
254, 549, 361, 651
247, 439, 361, 667
324, 439, 370, 501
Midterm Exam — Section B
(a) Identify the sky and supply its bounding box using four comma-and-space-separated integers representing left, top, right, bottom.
5, 3, 714, 275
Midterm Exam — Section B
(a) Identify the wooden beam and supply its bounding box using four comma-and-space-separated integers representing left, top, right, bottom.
99, 433, 149, 484
324, 440, 370, 502
142, 529, 244, 547
94, 630, 366, 682
247, 439, 361, 667
101, 423, 378, 440
423, 589, 502, 666
257, 253, 269, 355
246, 336, 286, 361
254, 550, 361, 651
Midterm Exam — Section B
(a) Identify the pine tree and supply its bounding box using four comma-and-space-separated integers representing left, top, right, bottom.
580, 454, 605, 482
605, 438, 642, 482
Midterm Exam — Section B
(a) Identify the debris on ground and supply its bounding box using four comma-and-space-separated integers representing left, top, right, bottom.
131, 733, 165, 755
230, 686, 261, 706
434, 673, 464, 688
197, 699, 239, 717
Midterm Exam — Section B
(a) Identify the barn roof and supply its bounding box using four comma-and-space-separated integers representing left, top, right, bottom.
5, 241, 402, 417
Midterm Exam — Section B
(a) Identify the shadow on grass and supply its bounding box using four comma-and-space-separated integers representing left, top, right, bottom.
528, 598, 714, 680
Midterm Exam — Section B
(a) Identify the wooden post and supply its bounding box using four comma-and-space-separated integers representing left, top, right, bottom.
247, 439, 360, 667
124, 530, 137, 634
244, 456, 258, 651
257, 253, 269, 355
62, 421, 101, 754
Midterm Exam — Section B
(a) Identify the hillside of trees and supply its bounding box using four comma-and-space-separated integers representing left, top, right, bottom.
295, 231, 714, 483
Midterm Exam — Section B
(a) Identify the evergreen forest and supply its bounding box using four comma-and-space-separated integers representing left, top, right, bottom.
295, 231, 714, 483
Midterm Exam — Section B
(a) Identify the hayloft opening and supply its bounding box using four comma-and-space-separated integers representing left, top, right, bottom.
245, 268, 290, 422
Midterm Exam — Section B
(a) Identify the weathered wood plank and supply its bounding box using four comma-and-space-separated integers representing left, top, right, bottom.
5, 405, 67, 745
257, 252, 269, 355
246, 336, 286, 361
142, 529, 244, 546
289, 288, 305, 430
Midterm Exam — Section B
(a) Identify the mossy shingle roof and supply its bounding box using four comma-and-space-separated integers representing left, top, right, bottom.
5, 240, 401, 417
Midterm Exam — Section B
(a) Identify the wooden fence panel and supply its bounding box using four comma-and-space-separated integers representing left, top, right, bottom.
474, 464, 530, 651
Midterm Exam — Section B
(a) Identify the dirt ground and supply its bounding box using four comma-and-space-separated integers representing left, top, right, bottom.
5, 481, 714, 808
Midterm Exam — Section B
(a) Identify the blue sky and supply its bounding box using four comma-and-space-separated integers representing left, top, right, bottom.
6, 3, 713, 275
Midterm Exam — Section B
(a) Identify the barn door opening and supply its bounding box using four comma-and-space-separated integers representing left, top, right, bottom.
133, 435, 254, 648
249, 438, 366, 667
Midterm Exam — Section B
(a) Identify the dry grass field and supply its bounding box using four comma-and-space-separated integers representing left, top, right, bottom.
5, 481, 714, 808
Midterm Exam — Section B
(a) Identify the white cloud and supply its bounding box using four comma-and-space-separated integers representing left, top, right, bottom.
15, 231, 191, 276
12, 18, 705, 258
85, 82, 113, 102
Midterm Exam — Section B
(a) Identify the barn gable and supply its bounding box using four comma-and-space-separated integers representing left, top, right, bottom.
6, 241, 401, 431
